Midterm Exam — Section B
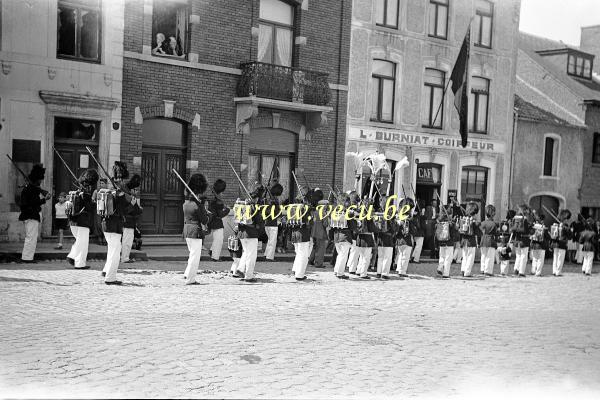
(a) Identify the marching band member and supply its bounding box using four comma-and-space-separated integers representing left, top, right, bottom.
121, 174, 142, 264
181, 174, 209, 285
573, 215, 585, 265
550, 209, 572, 277
497, 210, 515, 276
263, 182, 283, 261
308, 189, 329, 269
510, 205, 531, 278
229, 224, 243, 275
410, 205, 425, 264
347, 192, 361, 275
376, 197, 395, 279
395, 198, 414, 278
580, 218, 597, 276
459, 202, 480, 277
330, 193, 351, 280
19, 164, 51, 263
355, 197, 376, 280
235, 188, 264, 282
208, 179, 230, 261
290, 191, 313, 281
67, 169, 99, 270
451, 200, 464, 264
529, 213, 549, 277
435, 205, 456, 279
479, 205, 498, 277
101, 162, 135, 285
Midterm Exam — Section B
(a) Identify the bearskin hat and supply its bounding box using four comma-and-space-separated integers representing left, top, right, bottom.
559, 209, 572, 220
250, 184, 266, 199
312, 188, 324, 203
506, 209, 516, 220
79, 169, 99, 187
188, 173, 208, 195
127, 174, 142, 190
112, 161, 129, 180
485, 204, 496, 219
28, 164, 46, 182
466, 201, 479, 216
270, 183, 283, 197
445, 204, 454, 215
213, 179, 226, 195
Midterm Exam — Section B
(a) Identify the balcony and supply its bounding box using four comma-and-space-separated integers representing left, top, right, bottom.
237, 62, 332, 107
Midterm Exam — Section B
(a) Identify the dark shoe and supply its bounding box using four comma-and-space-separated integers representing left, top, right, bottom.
67, 257, 75, 266
20, 259, 37, 264
233, 270, 245, 279
349, 271, 357, 275
442, 275, 450, 279
360, 275, 371, 279
398, 274, 409, 278
464, 274, 473, 277
101, 272, 106, 277
376, 274, 382, 278
74, 266, 91, 270
295, 276, 308, 281
484, 273, 494, 277
413, 261, 420, 264
313, 265, 325, 268
585, 273, 592, 276
518, 274, 526, 277
105, 280, 122, 285
513, 270, 519, 276
436, 270, 443, 276
308, 261, 314, 266
382, 275, 390, 280
337, 275, 349, 280
123, 260, 134, 264
243, 278, 257, 283
186, 281, 201, 285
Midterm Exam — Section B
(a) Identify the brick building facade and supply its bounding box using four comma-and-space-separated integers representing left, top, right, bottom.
121, 0, 351, 234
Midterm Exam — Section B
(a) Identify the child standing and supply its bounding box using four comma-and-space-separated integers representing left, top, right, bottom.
580, 219, 597, 276
54, 192, 69, 250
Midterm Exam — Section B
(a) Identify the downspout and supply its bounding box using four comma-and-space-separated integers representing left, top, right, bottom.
332, 0, 345, 189
508, 109, 518, 210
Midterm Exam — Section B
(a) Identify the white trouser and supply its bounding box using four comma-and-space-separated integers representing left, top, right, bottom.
264, 226, 278, 260
377, 247, 393, 276
395, 245, 412, 275
514, 247, 529, 275
103, 232, 122, 282
582, 252, 594, 274
438, 246, 454, 277
553, 248, 566, 275
121, 227, 135, 262
480, 247, 496, 275
231, 257, 240, 273
412, 237, 424, 262
70, 226, 90, 269
184, 238, 203, 284
453, 243, 462, 262
292, 241, 311, 278
239, 238, 258, 279
334, 241, 351, 276
347, 241, 359, 272
356, 247, 372, 277
68, 225, 79, 259
209, 228, 224, 260
498, 248, 510, 275
530, 249, 545, 276
460, 247, 476, 276
576, 244, 583, 263
21, 220, 39, 261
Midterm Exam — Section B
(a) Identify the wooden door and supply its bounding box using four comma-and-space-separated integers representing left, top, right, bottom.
139, 147, 185, 234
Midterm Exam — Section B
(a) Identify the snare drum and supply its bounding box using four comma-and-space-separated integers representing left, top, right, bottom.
373, 212, 387, 231
436, 221, 450, 241
532, 223, 545, 242
285, 203, 307, 228
550, 223, 563, 240
97, 188, 115, 218
233, 199, 254, 225
227, 234, 240, 252
65, 190, 79, 217
512, 215, 525, 233
458, 216, 473, 235
330, 211, 348, 229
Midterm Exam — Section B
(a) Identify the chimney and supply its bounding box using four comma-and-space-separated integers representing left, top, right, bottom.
581, 25, 600, 76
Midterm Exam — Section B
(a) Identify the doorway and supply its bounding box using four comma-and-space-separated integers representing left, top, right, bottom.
140, 118, 187, 234
530, 195, 560, 226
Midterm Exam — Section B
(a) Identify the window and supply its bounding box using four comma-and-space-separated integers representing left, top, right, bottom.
57, 0, 101, 62
258, 0, 293, 67
468, 77, 489, 133
360, 159, 397, 206
375, 0, 399, 29
474, 0, 493, 48
152, 0, 188, 58
592, 133, 600, 164
371, 60, 396, 123
542, 136, 559, 177
248, 153, 293, 201
428, 0, 448, 39
567, 53, 593, 79
422, 68, 445, 128
54, 117, 100, 143
461, 166, 488, 219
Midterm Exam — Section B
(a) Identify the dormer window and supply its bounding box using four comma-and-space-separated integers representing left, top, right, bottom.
567, 52, 593, 79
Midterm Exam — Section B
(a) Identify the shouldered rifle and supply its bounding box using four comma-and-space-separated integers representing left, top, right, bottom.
52, 147, 82, 189
227, 161, 253, 201
6, 154, 49, 196
291, 170, 305, 202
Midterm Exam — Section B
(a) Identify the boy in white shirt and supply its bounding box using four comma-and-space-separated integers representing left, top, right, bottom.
54, 192, 69, 250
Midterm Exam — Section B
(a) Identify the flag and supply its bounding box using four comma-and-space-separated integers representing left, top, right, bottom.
450, 25, 471, 148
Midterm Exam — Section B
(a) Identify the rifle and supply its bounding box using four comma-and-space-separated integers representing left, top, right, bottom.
227, 161, 253, 200
542, 205, 561, 224
265, 161, 277, 199
327, 184, 340, 203
291, 170, 306, 202
6, 154, 49, 196
171, 169, 201, 203
52, 147, 82, 189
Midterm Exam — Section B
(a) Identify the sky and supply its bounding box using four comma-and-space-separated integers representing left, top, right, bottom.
519, 0, 600, 46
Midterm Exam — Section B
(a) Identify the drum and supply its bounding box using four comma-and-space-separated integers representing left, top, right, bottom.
330, 211, 348, 229
550, 223, 563, 240
227, 235, 240, 252
532, 223, 545, 242
512, 215, 525, 233
458, 216, 473, 235
96, 189, 115, 218
436, 221, 450, 241
284, 203, 307, 228
397, 219, 410, 235
65, 190, 79, 217
233, 199, 254, 225
373, 212, 387, 231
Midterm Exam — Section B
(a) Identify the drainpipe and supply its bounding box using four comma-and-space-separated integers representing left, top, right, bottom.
332, 0, 345, 189
508, 109, 518, 210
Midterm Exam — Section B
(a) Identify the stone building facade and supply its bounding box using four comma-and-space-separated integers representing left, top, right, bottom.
345, 0, 520, 222
0, 0, 124, 240
121, 0, 351, 234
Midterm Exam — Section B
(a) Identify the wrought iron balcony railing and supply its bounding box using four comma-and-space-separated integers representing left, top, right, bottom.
237, 62, 331, 107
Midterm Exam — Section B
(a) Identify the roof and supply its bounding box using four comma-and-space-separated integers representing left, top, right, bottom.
514, 95, 579, 127
518, 31, 600, 102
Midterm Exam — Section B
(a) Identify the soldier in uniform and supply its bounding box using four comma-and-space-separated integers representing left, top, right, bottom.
234, 188, 264, 282
395, 198, 414, 278
290, 191, 313, 281
331, 193, 351, 280
208, 179, 230, 261
309, 189, 329, 269
18, 164, 51, 263
550, 209, 572, 277
459, 202, 480, 277
580, 218, 597, 276
496, 210, 515, 276
376, 196, 396, 279
263, 182, 283, 261
436, 205, 456, 279
121, 174, 142, 264
510, 205, 532, 278
479, 205, 498, 277
67, 169, 99, 270
181, 174, 209, 285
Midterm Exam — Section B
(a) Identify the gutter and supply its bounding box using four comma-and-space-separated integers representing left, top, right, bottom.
508, 109, 518, 209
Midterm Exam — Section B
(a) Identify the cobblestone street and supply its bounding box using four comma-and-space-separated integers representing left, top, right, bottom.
1, 260, 599, 399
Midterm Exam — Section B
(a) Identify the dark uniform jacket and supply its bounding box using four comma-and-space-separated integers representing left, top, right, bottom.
435, 218, 457, 247
102, 192, 130, 234
395, 220, 413, 247
208, 196, 230, 230
509, 216, 531, 248
124, 203, 143, 230
182, 198, 209, 239
459, 219, 480, 248
19, 184, 46, 222
263, 198, 279, 227
550, 223, 572, 250
579, 229, 597, 253
377, 218, 396, 248
70, 191, 95, 229
479, 219, 497, 249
